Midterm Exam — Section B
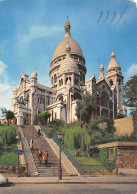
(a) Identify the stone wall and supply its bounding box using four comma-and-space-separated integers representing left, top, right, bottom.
99, 117, 134, 135
116, 147, 137, 169
114, 117, 134, 135
0, 166, 26, 176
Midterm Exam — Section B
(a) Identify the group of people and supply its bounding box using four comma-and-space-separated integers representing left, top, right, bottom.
37, 149, 49, 166
29, 129, 49, 166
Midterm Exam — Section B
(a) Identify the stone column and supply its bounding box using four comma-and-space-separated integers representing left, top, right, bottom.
112, 90, 115, 119
63, 74, 65, 86
72, 73, 74, 86
30, 93, 34, 125
116, 80, 119, 113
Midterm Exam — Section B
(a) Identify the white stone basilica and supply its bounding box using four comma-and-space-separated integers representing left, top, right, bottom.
11, 18, 127, 125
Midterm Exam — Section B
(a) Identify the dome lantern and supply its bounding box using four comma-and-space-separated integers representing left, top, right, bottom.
64, 16, 71, 38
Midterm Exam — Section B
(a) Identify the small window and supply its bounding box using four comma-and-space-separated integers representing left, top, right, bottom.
109, 148, 114, 160
110, 80, 113, 86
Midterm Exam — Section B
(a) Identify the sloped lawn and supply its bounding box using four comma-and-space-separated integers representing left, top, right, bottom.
75, 157, 102, 165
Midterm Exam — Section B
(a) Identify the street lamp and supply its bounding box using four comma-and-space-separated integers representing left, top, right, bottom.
58, 132, 63, 180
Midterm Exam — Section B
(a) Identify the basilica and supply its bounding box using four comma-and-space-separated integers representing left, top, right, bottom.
11, 18, 127, 125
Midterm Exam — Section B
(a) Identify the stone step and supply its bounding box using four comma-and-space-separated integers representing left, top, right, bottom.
22, 125, 70, 177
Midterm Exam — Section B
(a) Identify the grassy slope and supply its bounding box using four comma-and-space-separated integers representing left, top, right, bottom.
75, 157, 102, 166
0, 125, 18, 166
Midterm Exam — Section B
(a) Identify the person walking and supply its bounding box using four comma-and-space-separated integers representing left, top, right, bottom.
43, 150, 48, 166
29, 138, 34, 150
37, 149, 43, 166
38, 129, 41, 137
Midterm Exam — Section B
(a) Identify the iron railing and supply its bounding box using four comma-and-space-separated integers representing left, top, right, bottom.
39, 124, 105, 175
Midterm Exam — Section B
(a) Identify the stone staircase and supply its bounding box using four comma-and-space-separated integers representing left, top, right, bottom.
22, 125, 69, 177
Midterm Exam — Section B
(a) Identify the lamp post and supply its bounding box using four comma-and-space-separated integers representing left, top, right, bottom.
58, 132, 63, 180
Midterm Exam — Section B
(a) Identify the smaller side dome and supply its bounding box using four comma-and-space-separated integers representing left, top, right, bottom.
13, 85, 17, 92
107, 50, 121, 73
31, 69, 37, 78
59, 43, 79, 75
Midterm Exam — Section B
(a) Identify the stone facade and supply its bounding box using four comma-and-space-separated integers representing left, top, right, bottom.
97, 142, 137, 169
11, 18, 127, 125
117, 147, 137, 169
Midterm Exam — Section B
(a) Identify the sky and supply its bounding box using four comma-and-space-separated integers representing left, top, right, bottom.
0, 0, 136, 116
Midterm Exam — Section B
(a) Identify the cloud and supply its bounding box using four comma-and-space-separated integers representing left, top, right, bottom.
129, 0, 137, 7
20, 25, 63, 44
127, 63, 137, 77
0, 61, 7, 75
0, 61, 13, 117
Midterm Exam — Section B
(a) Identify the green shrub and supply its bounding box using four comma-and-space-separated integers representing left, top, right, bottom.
48, 119, 65, 129
99, 147, 117, 171
51, 122, 90, 152
0, 126, 16, 145
89, 147, 100, 158
90, 131, 103, 146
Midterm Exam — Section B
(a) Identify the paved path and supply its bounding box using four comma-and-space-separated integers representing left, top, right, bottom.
1, 183, 137, 194
7, 175, 137, 184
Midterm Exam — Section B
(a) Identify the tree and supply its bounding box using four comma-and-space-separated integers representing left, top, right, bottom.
124, 74, 137, 133
39, 111, 51, 126
76, 92, 96, 123
124, 74, 137, 110
5, 110, 14, 126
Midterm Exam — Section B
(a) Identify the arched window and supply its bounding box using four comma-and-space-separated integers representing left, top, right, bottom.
54, 74, 57, 83
52, 77, 53, 85
80, 72, 82, 81
83, 73, 85, 83
101, 91, 109, 108
118, 79, 121, 85
65, 77, 68, 84
76, 79, 79, 85
74, 78, 76, 85
59, 95, 63, 101
61, 79, 63, 86
110, 80, 113, 86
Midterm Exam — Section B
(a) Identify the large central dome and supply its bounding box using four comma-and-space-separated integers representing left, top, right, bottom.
52, 37, 84, 61
51, 17, 84, 63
